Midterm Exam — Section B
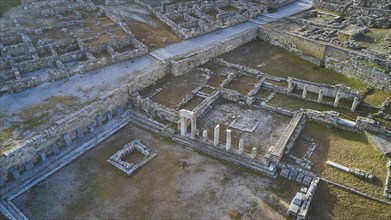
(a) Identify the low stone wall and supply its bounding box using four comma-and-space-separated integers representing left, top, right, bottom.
170, 28, 257, 76
264, 112, 306, 165
0, 61, 168, 184
258, 27, 391, 92
313, 1, 391, 18
131, 94, 180, 123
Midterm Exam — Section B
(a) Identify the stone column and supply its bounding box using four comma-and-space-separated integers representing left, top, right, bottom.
190, 117, 196, 139
302, 85, 308, 99
250, 147, 257, 159
238, 139, 244, 154
180, 116, 187, 136
287, 78, 293, 93
214, 125, 220, 146
334, 92, 341, 107
226, 129, 231, 151
317, 89, 324, 103
246, 97, 255, 106
203, 130, 208, 141
351, 97, 360, 112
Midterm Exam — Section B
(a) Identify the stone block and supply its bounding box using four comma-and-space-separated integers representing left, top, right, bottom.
288, 169, 299, 180
296, 172, 305, 183
88, 123, 95, 133
96, 114, 103, 127
115, 106, 124, 115
63, 133, 72, 145
76, 127, 84, 138
250, 147, 257, 159
303, 176, 312, 186
38, 149, 46, 162
0, 176, 6, 187
127, 100, 133, 109
280, 168, 290, 178
9, 166, 20, 180
202, 130, 208, 141
24, 160, 34, 171
238, 139, 244, 154
51, 143, 60, 155
106, 111, 113, 121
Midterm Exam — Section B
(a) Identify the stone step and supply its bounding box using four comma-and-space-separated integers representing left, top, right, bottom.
249, 19, 267, 26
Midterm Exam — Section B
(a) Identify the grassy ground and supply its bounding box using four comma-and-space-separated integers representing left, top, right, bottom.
374, 116, 391, 131
18, 96, 80, 130
298, 122, 387, 196
0, 0, 20, 16
310, 182, 390, 220
292, 121, 389, 219
363, 89, 390, 107
1, 96, 81, 151
220, 40, 390, 104
356, 28, 391, 55
221, 40, 369, 92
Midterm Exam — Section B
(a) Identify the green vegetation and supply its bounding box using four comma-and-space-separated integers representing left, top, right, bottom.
314, 8, 342, 16
356, 28, 391, 55
363, 89, 390, 107
299, 122, 387, 197
361, 60, 385, 71
374, 116, 391, 131
294, 121, 389, 219
0, 96, 82, 151
0, 126, 16, 151
18, 96, 80, 132
174, 55, 185, 61
0, 0, 20, 16
222, 40, 369, 92
310, 182, 390, 220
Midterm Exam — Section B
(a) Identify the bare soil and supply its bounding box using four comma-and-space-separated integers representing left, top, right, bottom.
13, 123, 285, 220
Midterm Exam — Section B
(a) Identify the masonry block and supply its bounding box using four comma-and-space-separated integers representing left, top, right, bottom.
38, 149, 46, 162
76, 127, 84, 138
51, 143, 60, 155
106, 110, 113, 121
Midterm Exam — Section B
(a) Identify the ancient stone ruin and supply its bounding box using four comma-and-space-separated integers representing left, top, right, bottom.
1, 0, 390, 219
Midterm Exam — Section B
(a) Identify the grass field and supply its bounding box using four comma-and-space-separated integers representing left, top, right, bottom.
292, 121, 389, 219
0, 0, 20, 16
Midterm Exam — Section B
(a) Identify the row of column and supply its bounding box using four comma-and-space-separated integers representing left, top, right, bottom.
7, 104, 128, 182
288, 80, 360, 112
202, 125, 257, 159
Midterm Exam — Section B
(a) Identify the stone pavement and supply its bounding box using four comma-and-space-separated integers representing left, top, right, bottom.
0, 0, 314, 116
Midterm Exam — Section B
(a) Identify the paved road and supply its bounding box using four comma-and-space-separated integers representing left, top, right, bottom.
0, 56, 157, 115
1, 0, 313, 116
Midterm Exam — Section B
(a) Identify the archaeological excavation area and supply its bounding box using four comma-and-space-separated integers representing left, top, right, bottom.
1, 0, 391, 220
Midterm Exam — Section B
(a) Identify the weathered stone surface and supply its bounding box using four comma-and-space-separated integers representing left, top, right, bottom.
38, 149, 47, 162
24, 161, 34, 171
64, 133, 72, 145
51, 143, 60, 155
76, 127, 84, 139
106, 111, 113, 121
96, 114, 103, 127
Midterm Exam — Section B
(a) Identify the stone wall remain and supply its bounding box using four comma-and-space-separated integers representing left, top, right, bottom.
170, 28, 257, 76
0, 61, 168, 183
258, 27, 391, 92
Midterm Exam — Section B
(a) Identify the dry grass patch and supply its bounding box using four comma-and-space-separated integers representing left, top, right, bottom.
299, 122, 387, 197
